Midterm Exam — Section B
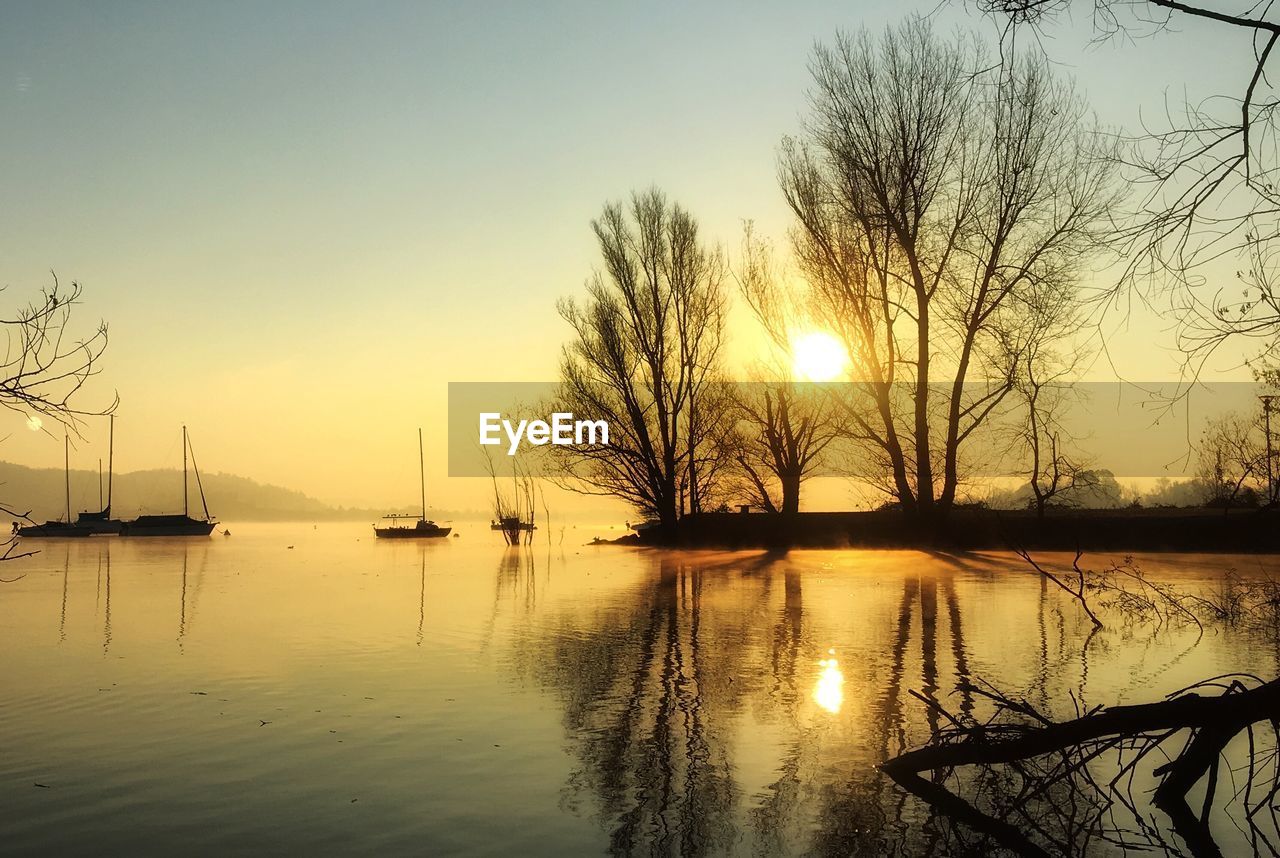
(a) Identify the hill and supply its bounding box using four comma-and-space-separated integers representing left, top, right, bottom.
0, 461, 451, 523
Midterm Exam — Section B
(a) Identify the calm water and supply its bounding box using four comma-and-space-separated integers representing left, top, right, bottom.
1, 522, 1277, 856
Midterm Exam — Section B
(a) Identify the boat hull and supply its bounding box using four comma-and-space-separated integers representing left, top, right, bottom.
123, 515, 217, 537
17, 522, 93, 538
374, 525, 451, 539
81, 521, 125, 535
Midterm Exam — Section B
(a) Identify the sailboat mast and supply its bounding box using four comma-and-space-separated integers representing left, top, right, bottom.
418, 428, 426, 521
187, 429, 211, 522
183, 425, 189, 518
107, 414, 114, 513
64, 435, 71, 523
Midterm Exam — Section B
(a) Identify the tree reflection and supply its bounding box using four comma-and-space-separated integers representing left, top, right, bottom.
791, 568, 979, 857
507, 553, 997, 856
511, 558, 740, 855
504, 551, 1280, 855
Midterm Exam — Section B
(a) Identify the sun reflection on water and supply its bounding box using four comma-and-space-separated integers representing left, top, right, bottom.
814, 649, 844, 713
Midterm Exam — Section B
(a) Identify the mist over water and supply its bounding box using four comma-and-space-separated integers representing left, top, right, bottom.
1, 524, 1276, 855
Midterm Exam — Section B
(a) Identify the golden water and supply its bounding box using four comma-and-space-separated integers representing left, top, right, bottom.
1, 523, 1276, 855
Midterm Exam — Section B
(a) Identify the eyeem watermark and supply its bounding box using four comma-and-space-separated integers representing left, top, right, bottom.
450, 380, 1279, 477
479, 412, 609, 455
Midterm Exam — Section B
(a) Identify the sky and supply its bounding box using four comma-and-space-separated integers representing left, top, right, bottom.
0, 0, 1264, 511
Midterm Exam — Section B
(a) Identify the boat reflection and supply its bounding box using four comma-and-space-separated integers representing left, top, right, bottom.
43, 541, 210, 656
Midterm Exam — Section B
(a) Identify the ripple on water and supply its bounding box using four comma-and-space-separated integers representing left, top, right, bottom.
2, 527, 1278, 855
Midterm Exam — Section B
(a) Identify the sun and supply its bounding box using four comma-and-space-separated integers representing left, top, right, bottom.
791, 331, 848, 382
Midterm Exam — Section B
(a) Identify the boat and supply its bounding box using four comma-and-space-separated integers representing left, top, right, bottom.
374, 429, 451, 539
490, 516, 536, 531
123, 513, 216, 537
76, 414, 123, 535
122, 426, 217, 537
375, 514, 451, 539
18, 435, 93, 538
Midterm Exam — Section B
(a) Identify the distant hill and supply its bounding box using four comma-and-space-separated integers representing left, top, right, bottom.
0, 461, 452, 523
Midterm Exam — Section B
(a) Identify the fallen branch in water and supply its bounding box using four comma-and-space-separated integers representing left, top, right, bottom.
1016, 547, 1104, 629
882, 675, 1280, 855
1017, 551, 1280, 637
885, 677, 1274, 780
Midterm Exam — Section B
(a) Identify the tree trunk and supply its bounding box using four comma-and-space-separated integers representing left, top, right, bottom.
656, 497, 679, 543
780, 472, 801, 516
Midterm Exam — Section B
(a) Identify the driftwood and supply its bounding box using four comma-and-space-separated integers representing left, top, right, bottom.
882, 676, 1280, 856
885, 678, 1277, 784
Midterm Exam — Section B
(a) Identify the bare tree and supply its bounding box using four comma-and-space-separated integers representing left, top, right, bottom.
732, 385, 839, 514
0, 274, 113, 562
554, 189, 728, 537
733, 227, 840, 514
681, 378, 739, 516
0, 275, 113, 430
779, 19, 1117, 525
1015, 326, 1096, 518
971, 0, 1280, 375
1195, 409, 1268, 509
482, 448, 537, 546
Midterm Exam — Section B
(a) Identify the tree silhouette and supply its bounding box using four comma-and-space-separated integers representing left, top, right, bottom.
972, 0, 1280, 376
554, 189, 729, 536
776, 20, 1117, 525
0, 274, 113, 550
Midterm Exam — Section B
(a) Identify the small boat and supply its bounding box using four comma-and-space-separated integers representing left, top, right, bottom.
76, 414, 124, 535
122, 426, 217, 537
18, 436, 93, 538
375, 514, 451, 539
374, 429, 451, 539
490, 516, 536, 531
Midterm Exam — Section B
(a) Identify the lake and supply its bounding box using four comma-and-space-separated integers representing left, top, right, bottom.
1, 522, 1277, 856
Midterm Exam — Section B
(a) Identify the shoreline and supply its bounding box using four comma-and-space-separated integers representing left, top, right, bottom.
614, 509, 1280, 552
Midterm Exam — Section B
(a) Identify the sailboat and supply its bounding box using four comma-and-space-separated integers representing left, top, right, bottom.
374, 429, 450, 539
122, 425, 217, 537
17, 435, 93, 538
76, 414, 123, 535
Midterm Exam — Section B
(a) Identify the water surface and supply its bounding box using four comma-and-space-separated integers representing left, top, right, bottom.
1, 523, 1276, 855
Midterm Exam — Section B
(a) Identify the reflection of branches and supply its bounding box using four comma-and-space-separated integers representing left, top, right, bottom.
885, 674, 1280, 856
1092, 557, 1205, 634
1023, 550, 1280, 637
1017, 548, 1105, 629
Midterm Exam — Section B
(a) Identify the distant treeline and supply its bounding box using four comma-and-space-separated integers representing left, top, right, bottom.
0, 460, 463, 523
